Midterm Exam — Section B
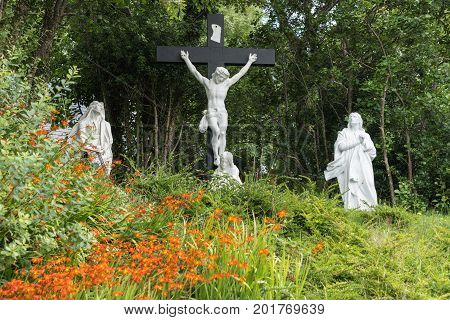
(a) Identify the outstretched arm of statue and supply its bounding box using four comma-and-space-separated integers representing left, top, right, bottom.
228, 53, 257, 86
181, 50, 207, 85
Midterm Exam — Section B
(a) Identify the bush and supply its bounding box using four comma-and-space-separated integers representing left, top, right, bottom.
127, 163, 202, 203
394, 180, 427, 214
359, 205, 414, 228
0, 57, 129, 278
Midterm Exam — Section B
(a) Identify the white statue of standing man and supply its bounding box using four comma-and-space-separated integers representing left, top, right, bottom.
69, 101, 114, 175
324, 113, 377, 210
180, 50, 257, 166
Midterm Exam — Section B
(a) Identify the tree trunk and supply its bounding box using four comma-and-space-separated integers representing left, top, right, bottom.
30, 0, 67, 79
0, 0, 8, 21
136, 109, 141, 168
124, 103, 133, 158
342, 38, 353, 113
347, 81, 353, 114
100, 76, 111, 121
163, 90, 173, 164
168, 104, 178, 157
153, 103, 159, 161
379, 75, 395, 204
312, 125, 320, 175
405, 128, 414, 186
318, 89, 329, 162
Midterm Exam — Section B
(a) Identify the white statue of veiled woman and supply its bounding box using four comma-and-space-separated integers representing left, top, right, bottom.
69, 101, 113, 175
324, 113, 377, 210
212, 151, 242, 185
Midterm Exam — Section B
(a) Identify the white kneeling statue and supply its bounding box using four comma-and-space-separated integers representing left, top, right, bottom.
324, 112, 377, 210
213, 151, 242, 185
69, 101, 113, 175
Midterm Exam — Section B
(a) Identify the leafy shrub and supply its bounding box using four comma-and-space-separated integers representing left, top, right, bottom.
431, 180, 448, 215
359, 205, 414, 228
394, 180, 427, 214
127, 164, 202, 202
0, 57, 129, 278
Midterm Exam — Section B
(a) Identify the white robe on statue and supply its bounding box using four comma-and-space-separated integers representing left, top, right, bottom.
324, 128, 377, 210
69, 101, 113, 175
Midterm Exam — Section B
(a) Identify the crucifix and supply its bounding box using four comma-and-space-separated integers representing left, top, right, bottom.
157, 14, 275, 170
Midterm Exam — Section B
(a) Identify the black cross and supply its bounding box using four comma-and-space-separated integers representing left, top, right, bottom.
157, 14, 275, 169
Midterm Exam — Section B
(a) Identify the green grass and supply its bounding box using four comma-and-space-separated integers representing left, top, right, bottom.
301, 209, 449, 299
124, 169, 450, 300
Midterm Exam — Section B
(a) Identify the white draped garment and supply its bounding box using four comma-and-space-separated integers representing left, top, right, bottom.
69, 102, 113, 174
324, 128, 377, 210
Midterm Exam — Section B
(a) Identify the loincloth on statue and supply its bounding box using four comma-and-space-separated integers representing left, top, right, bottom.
205, 109, 228, 121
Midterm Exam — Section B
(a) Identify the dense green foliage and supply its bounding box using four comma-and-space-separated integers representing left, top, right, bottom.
0, 0, 448, 210
0, 59, 124, 275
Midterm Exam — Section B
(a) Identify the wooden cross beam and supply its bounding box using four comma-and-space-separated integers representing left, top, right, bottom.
157, 14, 276, 169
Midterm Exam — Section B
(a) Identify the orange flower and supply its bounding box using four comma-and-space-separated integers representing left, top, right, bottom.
218, 233, 234, 246
61, 119, 69, 127
258, 248, 270, 256
312, 241, 325, 254
180, 193, 192, 200
245, 235, 254, 242
277, 210, 288, 218
31, 257, 43, 264
113, 291, 123, 297
194, 189, 205, 202
273, 224, 282, 230
45, 163, 52, 171
136, 296, 153, 300
227, 259, 249, 270
227, 215, 242, 223
263, 217, 275, 224
36, 129, 48, 135
31, 175, 41, 184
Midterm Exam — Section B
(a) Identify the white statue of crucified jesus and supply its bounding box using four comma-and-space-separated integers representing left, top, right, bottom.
180, 50, 257, 166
